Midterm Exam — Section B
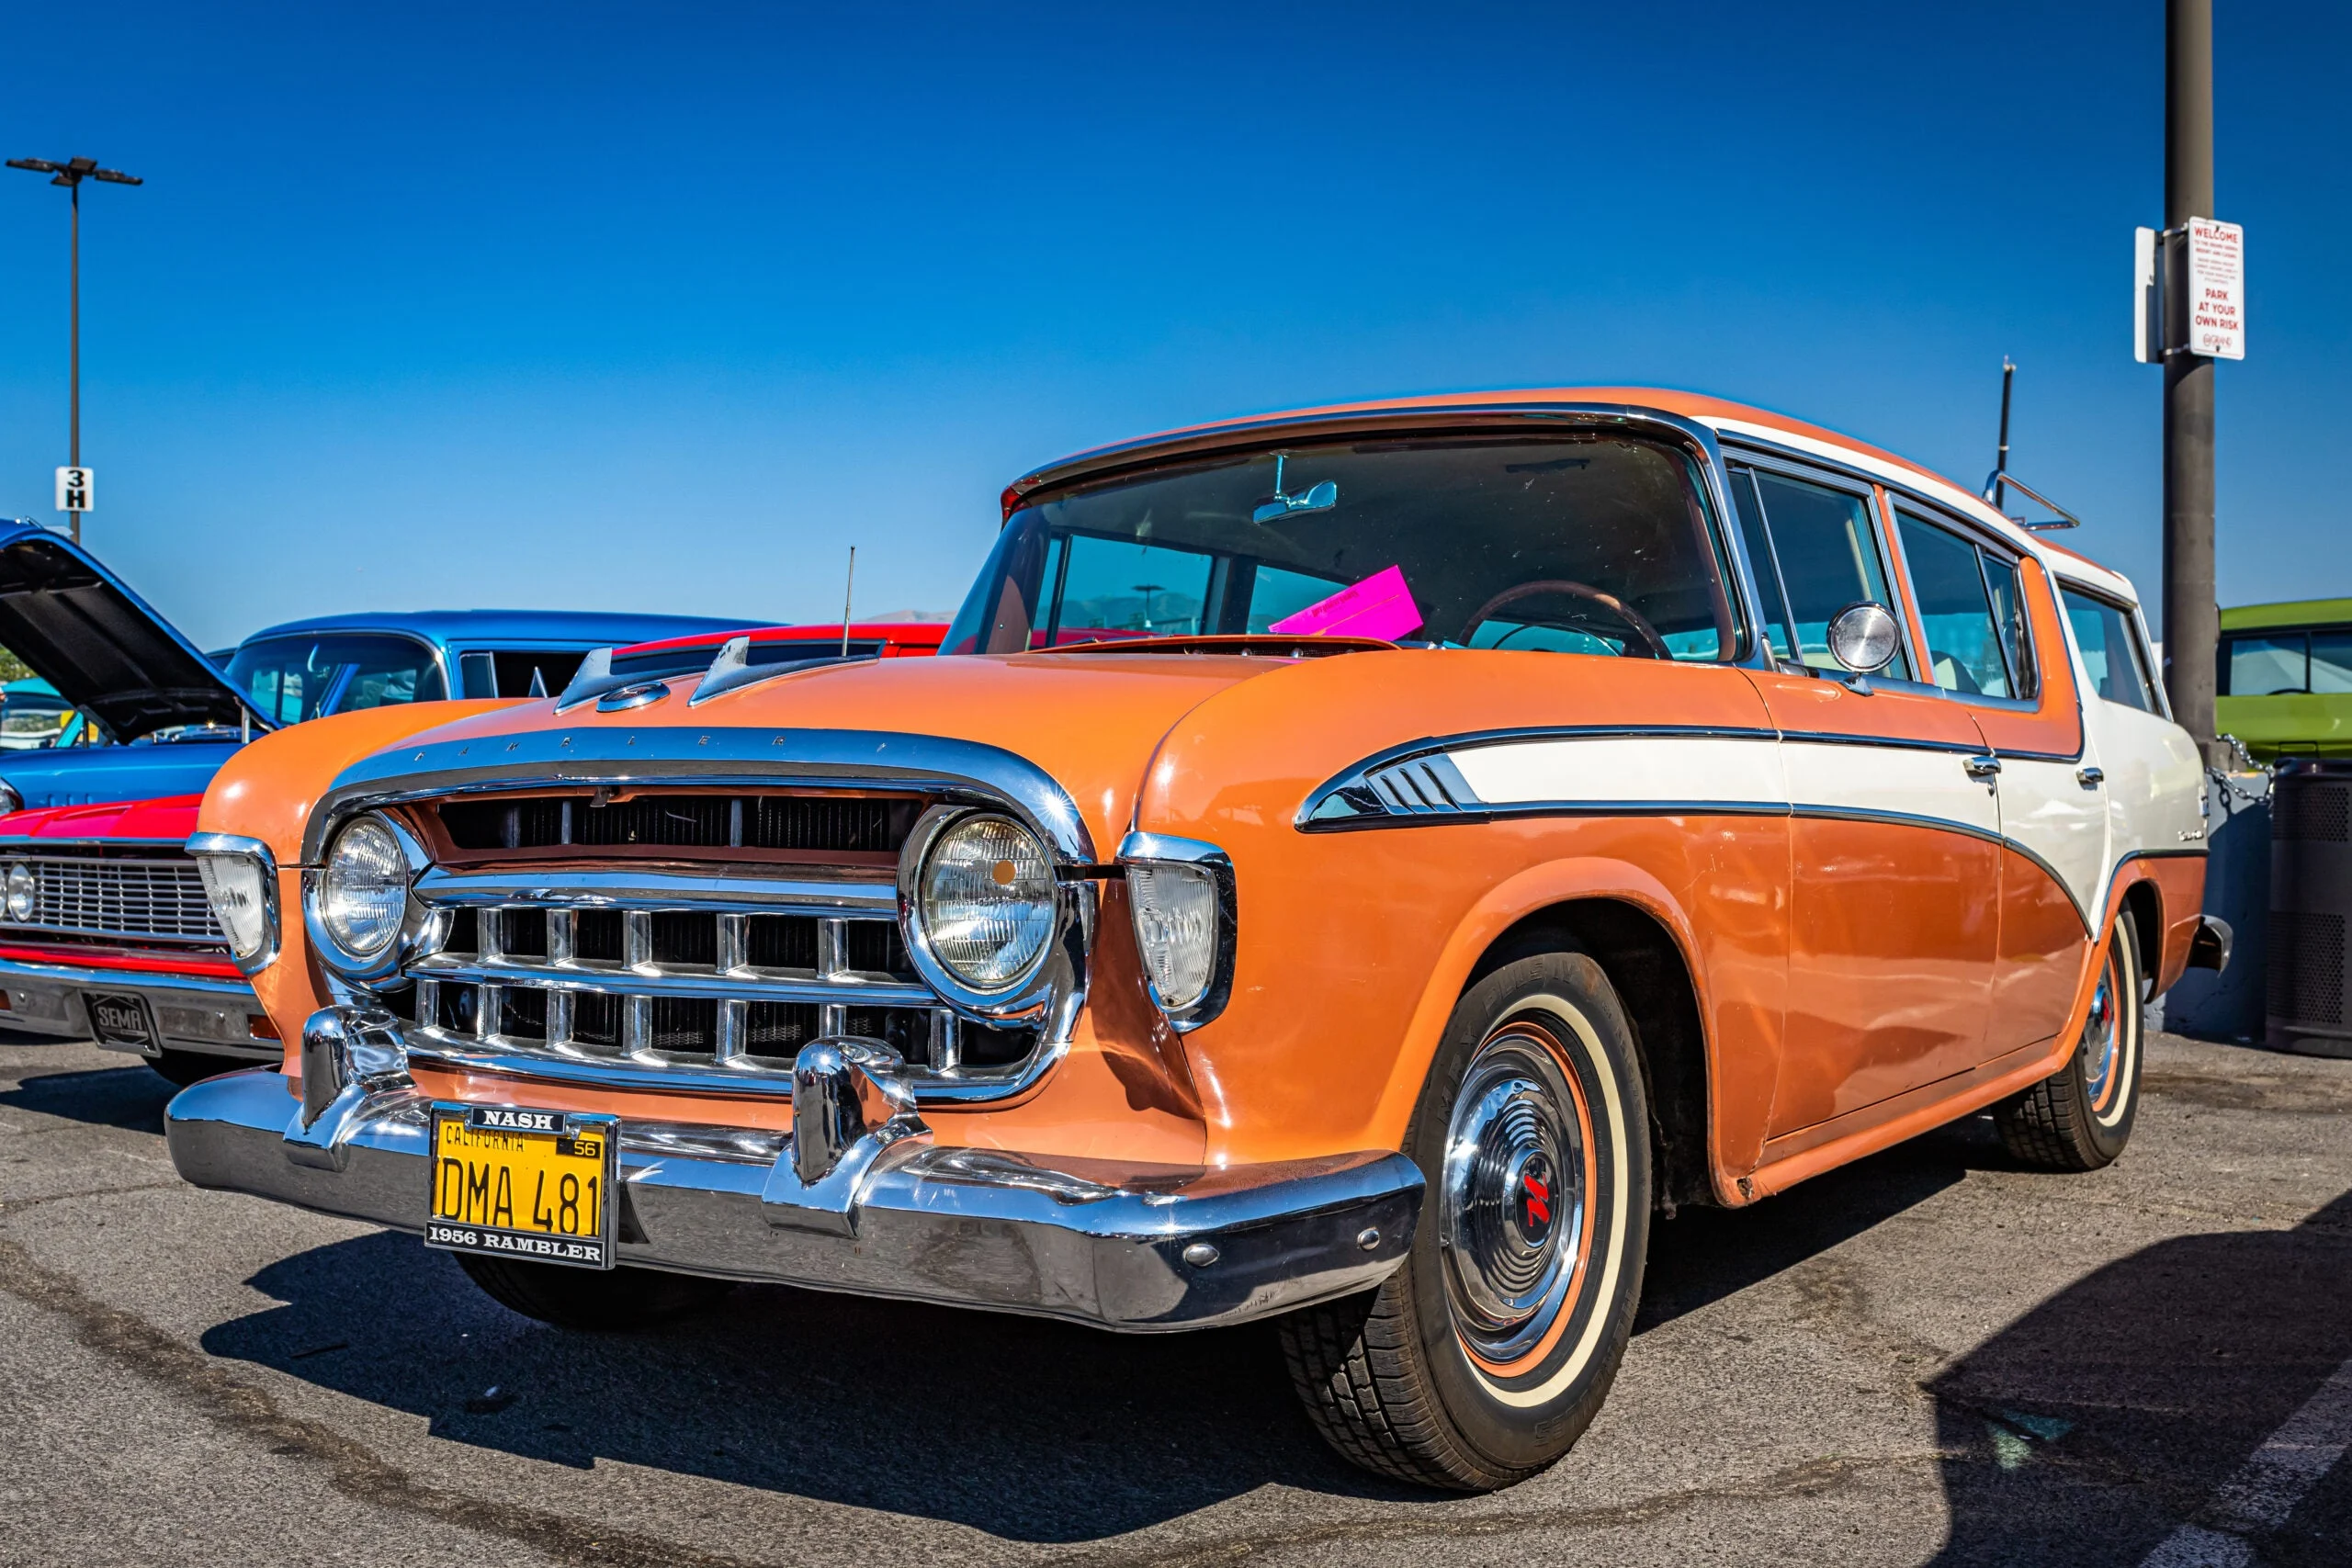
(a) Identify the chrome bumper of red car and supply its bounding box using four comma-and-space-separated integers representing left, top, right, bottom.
164, 1057, 1422, 1332
0, 952, 276, 1062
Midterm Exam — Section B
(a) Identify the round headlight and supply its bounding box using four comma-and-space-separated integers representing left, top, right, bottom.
318, 817, 410, 960
4, 863, 33, 921
916, 814, 1056, 989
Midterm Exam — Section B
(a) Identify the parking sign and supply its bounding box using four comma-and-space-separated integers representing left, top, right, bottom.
54, 467, 93, 513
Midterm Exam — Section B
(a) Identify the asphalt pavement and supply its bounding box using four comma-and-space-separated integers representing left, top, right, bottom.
4, 1026, 2349, 1568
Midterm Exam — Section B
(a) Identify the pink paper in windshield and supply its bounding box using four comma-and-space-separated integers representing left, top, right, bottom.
1267, 565, 1423, 641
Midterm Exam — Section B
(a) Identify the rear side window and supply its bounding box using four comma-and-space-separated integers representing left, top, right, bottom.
1896, 512, 2035, 700
2062, 588, 2159, 712
1732, 468, 1913, 678
458, 649, 590, 699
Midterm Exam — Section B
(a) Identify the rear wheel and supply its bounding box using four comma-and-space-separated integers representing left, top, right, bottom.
455, 1253, 732, 1330
149, 1048, 237, 1089
1280, 948, 1652, 1490
1996, 910, 2143, 1171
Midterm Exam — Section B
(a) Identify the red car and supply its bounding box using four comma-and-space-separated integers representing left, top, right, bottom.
0, 620, 944, 1085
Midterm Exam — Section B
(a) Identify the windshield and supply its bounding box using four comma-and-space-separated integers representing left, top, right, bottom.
227, 633, 447, 725
944, 434, 1738, 660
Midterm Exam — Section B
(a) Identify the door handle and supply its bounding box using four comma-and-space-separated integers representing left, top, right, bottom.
1963, 755, 2002, 780
2077, 765, 2105, 787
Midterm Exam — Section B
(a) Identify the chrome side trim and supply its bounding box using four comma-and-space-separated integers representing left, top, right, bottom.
165, 1067, 1422, 1332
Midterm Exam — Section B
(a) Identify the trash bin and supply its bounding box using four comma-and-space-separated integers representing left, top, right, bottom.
2267, 758, 2352, 1056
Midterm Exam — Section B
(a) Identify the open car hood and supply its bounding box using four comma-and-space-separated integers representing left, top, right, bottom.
0, 524, 265, 740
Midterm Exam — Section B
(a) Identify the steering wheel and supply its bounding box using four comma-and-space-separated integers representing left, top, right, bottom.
1463, 580, 1673, 660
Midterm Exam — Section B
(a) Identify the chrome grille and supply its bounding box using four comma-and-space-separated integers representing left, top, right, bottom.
401, 892, 1038, 1084
1, 854, 222, 945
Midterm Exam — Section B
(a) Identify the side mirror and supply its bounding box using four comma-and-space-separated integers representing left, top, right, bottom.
1827, 602, 1901, 674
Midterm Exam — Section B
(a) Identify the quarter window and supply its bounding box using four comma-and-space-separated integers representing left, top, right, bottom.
2061, 588, 2159, 712
1896, 512, 2033, 700
1731, 468, 1912, 678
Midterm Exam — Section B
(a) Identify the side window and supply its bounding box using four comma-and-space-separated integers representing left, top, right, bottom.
2223, 632, 2307, 696
1051, 534, 1215, 641
458, 651, 498, 699
1736, 468, 1912, 678
2314, 630, 2352, 694
490, 650, 586, 698
2061, 587, 2159, 712
1895, 512, 2031, 700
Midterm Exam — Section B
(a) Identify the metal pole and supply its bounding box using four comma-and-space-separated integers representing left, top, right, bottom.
69, 178, 80, 547
2163, 0, 2222, 765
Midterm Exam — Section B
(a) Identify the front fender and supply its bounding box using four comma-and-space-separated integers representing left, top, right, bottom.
198, 700, 516, 1061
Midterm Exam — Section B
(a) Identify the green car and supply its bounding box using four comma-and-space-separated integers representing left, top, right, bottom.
2216, 598, 2352, 760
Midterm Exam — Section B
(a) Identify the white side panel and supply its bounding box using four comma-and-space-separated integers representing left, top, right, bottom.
1447, 735, 1785, 808
1780, 740, 2000, 838
1996, 755, 2109, 917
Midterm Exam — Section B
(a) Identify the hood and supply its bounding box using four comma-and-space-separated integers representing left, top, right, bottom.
0, 738, 242, 812
0, 524, 264, 740
338, 649, 1285, 857
0, 792, 202, 845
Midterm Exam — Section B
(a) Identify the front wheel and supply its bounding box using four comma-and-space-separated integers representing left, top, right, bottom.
456, 1253, 732, 1330
1995, 910, 2144, 1171
150, 1048, 238, 1089
1280, 948, 1652, 1490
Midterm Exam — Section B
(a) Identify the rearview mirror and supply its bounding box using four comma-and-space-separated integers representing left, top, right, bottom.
1827, 602, 1901, 674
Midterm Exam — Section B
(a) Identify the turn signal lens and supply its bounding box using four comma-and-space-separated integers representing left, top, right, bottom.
195, 853, 271, 962
917, 814, 1055, 988
3, 863, 33, 921
318, 817, 409, 960
1125, 861, 1218, 1010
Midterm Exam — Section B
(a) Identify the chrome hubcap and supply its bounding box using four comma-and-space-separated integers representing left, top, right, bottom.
1440, 1022, 1588, 1363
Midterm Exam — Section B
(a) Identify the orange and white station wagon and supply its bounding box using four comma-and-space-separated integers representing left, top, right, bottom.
167, 389, 2229, 1490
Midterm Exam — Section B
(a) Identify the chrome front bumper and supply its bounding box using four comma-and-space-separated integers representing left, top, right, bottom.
164, 1064, 1422, 1332
0, 953, 273, 1061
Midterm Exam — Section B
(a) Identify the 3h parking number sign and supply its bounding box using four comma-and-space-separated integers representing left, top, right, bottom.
54, 467, 93, 513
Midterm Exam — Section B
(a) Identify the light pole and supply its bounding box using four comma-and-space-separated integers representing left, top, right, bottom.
2160, 0, 2222, 767
7, 155, 142, 547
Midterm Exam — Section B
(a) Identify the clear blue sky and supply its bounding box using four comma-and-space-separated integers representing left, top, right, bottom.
0, 1, 2342, 647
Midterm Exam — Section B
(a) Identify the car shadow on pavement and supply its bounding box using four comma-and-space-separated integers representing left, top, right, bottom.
0, 1055, 174, 1135
202, 1229, 1419, 1540
196, 1115, 2007, 1540
1637, 1114, 1987, 1334
1927, 1187, 2352, 1567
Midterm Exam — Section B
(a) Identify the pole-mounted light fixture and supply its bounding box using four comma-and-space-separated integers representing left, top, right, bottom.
7, 155, 143, 547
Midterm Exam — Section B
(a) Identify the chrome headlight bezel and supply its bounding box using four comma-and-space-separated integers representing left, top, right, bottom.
0, 780, 22, 818
187, 831, 280, 975
1117, 831, 1237, 1032
898, 806, 1080, 1021
301, 812, 433, 980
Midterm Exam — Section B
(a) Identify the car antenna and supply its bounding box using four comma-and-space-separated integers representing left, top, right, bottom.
1979, 358, 2084, 531
840, 547, 855, 659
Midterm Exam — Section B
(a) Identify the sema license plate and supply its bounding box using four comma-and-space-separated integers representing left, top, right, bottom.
425, 1104, 618, 1270
85, 992, 157, 1048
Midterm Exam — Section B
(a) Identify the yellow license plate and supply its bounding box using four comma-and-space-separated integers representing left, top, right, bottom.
424, 1104, 618, 1270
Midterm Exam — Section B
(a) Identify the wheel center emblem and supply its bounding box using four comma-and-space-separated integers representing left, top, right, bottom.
1516, 1154, 1555, 1244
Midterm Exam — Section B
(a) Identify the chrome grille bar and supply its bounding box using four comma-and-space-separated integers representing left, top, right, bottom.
396, 886, 1039, 1091
0, 854, 223, 945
